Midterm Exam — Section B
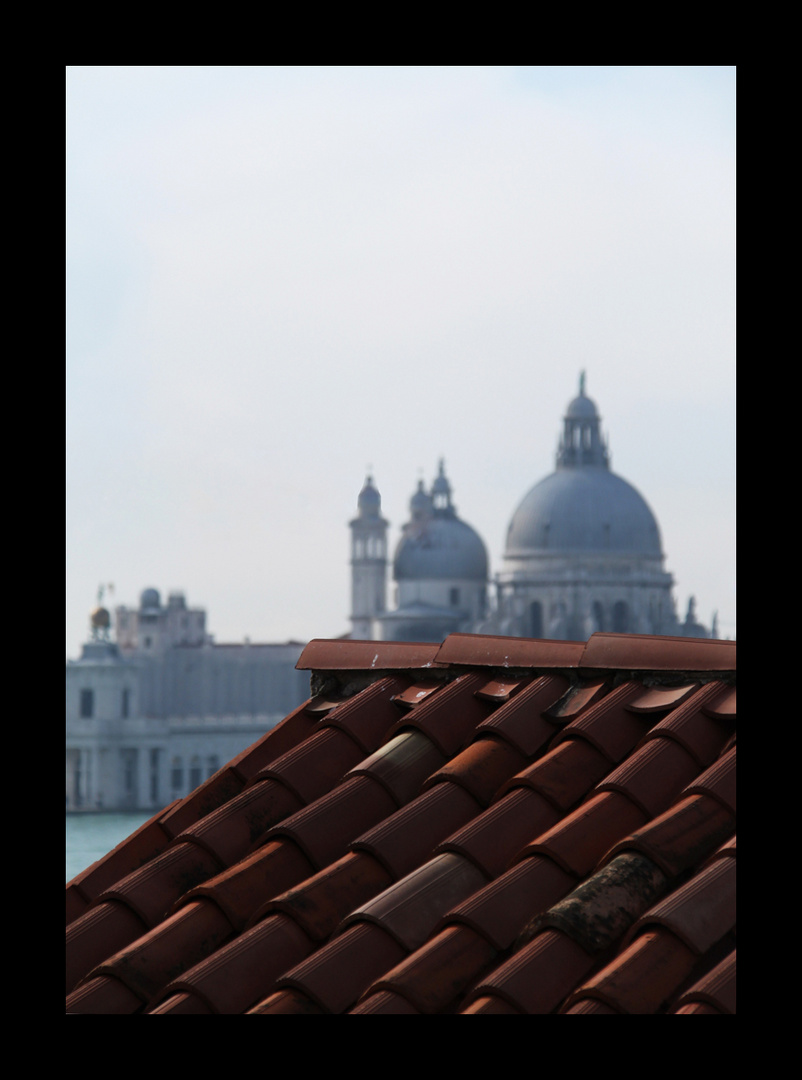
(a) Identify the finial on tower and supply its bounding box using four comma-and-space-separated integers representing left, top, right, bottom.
579, 370, 586, 396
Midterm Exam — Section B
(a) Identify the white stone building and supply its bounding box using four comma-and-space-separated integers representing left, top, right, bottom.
65, 591, 308, 812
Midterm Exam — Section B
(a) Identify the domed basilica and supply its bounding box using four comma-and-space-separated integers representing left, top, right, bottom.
350, 375, 716, 643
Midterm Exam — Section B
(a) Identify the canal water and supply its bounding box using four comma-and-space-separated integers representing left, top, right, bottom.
66, 812, 154, 883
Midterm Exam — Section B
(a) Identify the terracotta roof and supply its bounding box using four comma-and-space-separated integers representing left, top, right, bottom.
66, 631, 736, 1014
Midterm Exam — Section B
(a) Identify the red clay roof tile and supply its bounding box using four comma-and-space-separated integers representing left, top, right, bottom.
345, 853, 487, 952
474, 675, 530, 702
349, 989, 422, 1014
175, 779, 304, 867
66, 630, 736, 1014
701, 684, 736, 719
500, 737, 611, 811
315, 675, 413, 751
155, 770, 245, 838
95, 840, 223, 929
636, 682, 732, 766
248, 725, 366, 804
702, 832, 736, 869
437, 788, 561, 879
551, 680, 653, 762
246, 988, 325, 1014
66, 974, 146, 1015
473, 674, 569, 755
464, 928, 595, 1014
541, 676, 609, 720
443, 854, 575, 951
85, 899, 235, 1006
385, 672, 494, 756
423, 735, 528, 807
276, 920, 406, 1014
152, 912, 313, 1015
624, 682, 700, 713
682, 745, 736, 815
561, 996, 621, 1013
626, 856, 736, 955
180, 838, 314, 932
520, 791, 648, 877
148, 990, 214, 1013
562, 928, 697, 1014
263, 851, 392, 941
346, 730, 446, 805
595, 738, 702, 818
262, 775, 397, 870
671, 948, 736, 1014
66, 900, 148, 995
461, 994, 523, 1014
360, 924, 497, 1014
601, 794, 735, 878
66, 884, 91, 926
390, 680, 443, 709
352, 781, 480, 881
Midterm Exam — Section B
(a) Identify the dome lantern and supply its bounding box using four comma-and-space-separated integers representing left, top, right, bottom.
556, 371, 609, 469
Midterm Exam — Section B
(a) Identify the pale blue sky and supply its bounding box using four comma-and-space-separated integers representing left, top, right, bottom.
66, 66, 736, 657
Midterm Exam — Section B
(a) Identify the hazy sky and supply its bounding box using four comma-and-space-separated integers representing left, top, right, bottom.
66, 66, 736, 659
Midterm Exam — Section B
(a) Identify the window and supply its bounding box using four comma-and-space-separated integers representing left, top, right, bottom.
79, 689, 94, 718
121, 687, 130, 718
450, 588, 460, 607
150, 749, 160, 803
189, 756, 202, 791
171, 758, 184, 792
529, 602, 543, 638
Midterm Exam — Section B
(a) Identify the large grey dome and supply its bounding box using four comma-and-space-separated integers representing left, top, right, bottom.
395, 516, 489, 580
505, 374, 663, 559
505, 466, 662, 557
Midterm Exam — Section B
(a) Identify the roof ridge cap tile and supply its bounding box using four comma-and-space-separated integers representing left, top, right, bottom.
296, 639, 443, 671
580, 632, 736, 672
433, 633, 586, 669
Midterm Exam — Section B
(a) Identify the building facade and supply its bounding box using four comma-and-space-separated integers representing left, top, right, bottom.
350, 376, 717, 643
66, 590, 309, 812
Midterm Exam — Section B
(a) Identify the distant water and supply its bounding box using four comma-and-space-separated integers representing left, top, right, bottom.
66, 812, 154, 883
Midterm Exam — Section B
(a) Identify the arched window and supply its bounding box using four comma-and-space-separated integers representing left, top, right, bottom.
529, 601, 543, 638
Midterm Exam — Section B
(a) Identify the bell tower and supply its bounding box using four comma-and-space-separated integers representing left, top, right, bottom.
350, 475, 388, 639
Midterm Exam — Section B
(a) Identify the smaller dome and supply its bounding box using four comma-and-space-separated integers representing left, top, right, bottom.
394, 517, 488, 581
140, 587, 161, 610
394, 463, 488, 582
